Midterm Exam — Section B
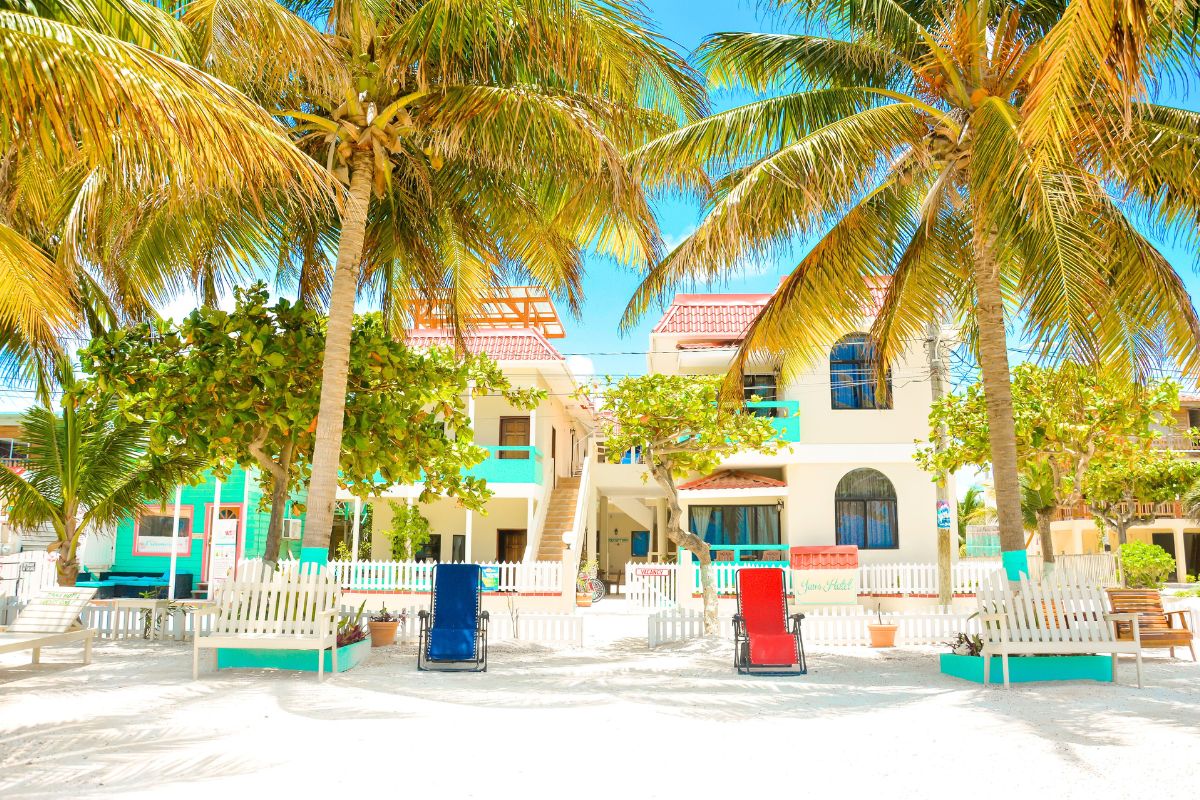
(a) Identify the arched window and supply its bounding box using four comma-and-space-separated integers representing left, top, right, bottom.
830, 334, 891, 409
835, 469, 898, 549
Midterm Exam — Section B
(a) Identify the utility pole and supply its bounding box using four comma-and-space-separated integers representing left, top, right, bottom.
926, 319, 954, 604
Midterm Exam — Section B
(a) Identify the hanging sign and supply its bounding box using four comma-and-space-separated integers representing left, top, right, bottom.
789, 546, 859, 607
481, 565, 501, 592
937, 500, 952, 531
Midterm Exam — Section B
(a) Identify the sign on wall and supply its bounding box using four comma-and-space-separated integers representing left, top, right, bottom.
207, 517, 240, 591
789, 546, 859, 607
481, 565, 500, 592
937, 499, 952, 531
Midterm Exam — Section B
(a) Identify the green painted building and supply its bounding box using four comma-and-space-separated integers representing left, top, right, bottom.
109, 466, 308, 579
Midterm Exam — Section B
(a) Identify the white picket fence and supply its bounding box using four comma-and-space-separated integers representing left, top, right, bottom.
647, 605, 981, 648
625, 564, 679, 609
326, 559, 563, 594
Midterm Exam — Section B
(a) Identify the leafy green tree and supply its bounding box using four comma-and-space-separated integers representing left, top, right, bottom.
918, 363, 1181, 567
1083, 447, 1200, 546
622, 0, 1200, 566
382, 502, 433, 562
175, 0, 706, 556
599, 374, 780, 634
0, 361, 202, 585
81, 285, 542, 562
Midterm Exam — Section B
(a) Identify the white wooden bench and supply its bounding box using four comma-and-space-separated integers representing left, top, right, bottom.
0, 588, 97, 666
193, 561, 341, 681
977, 572, 1142, 688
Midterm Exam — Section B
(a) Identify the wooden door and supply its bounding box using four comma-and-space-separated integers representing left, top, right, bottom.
498, 529, 527, 563
499, 417, 530, 459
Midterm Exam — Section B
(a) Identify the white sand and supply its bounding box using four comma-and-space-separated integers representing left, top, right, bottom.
2, 616, 1198, 800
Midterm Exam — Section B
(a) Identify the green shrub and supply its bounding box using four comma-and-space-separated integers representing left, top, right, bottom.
1119, 541, 1176, 589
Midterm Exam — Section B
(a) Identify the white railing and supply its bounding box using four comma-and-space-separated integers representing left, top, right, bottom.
648, 605, 982, 648
1055, 552, 1121, 586
490, 611, 585, 646
560, 445, 592, 588
521, 456, 556, 563
857, 560, 1008, 596
327, 559, 563, 594
0, 551, 58, 622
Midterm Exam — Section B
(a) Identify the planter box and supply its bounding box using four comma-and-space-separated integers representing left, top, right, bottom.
216, 638, 370, 674
940, 653, 1113, 684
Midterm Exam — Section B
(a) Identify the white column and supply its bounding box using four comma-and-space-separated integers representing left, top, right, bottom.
167, 485, 183, 600
527, 497, 535, 559
1174, 522, 1188, 583
240, 467, 251, 560
467, 379, 476, 433
465, 507, 474, 563
351, 496, 362, 562
210, 476, 223, 579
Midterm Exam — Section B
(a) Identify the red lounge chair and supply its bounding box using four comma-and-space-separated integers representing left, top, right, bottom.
733, 567, 806, 675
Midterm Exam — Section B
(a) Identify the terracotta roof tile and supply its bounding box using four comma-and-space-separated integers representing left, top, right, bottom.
651, 294, 771, 336
789, 546, 859, 570
678, 470, 786, 491
404, 328, 564, 362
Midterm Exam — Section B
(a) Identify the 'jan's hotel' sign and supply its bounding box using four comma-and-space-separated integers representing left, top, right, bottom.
789, 546, 859, 607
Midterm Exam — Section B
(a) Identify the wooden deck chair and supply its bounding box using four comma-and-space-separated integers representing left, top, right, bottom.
0, 588, 97, 667
418, 564, 489, 672
733, 567, 806, 675
1106, 589, 1195, 661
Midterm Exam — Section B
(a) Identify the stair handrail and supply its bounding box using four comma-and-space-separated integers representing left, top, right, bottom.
560, 439, 593, 596
520, 453, 556, 565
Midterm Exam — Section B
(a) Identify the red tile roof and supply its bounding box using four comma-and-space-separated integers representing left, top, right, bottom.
678, 470, 786, 491
652, 294, 771, 336
403, 328, 564, 362
789, 546, 859, 570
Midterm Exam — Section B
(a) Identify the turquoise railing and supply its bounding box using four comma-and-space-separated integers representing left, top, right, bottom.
745, 400, 800, 442
684, 544, 790, 565
468, 446, 544, 484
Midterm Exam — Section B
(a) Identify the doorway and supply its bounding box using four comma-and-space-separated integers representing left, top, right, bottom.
499, 417, 530, 459
498, 529, 527, 562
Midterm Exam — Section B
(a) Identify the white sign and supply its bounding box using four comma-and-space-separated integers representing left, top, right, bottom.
207, 518, 240, 590
791, 569, 858, 607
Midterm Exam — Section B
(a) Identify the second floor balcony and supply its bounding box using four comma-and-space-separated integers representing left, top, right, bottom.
469, 446, 544, 484
746, 400, 801, 443
1055, 500, 1186, 522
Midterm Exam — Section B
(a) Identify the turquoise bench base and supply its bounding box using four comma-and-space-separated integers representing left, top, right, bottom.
940, 653, 1114, 684
216, 638, 369, 674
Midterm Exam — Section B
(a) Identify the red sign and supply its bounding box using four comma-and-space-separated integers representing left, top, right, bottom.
634, 567, 671, 577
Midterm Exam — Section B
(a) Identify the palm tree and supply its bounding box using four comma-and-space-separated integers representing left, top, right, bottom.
0, 363, 202, 585
624, 0, 1200, 563
0, 1, 333, 382
957, 484, 995, 551
181, 0, 707, 553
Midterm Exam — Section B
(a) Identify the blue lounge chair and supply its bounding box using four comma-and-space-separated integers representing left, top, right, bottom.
418, 564, 489, 672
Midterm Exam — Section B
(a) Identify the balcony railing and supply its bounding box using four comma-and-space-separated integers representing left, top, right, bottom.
468, 446, 544, 484
745, 400, 801, 442
1151, 431, 1200, 454
1055, 500, 1184, 522
0, 457, 26, 470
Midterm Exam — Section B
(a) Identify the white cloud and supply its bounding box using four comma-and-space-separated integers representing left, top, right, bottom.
565, 355, 596, 382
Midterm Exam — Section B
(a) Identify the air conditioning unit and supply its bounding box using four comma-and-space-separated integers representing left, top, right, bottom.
280, 519, 302, 540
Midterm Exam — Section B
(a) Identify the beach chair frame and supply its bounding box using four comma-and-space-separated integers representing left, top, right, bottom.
417, 565, 489, 672
733, 567, 807, 675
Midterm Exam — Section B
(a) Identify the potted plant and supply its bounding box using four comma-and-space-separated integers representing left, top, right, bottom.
367, 605, 406, 647
576, 559, 598, 607
867, 603, 898, 647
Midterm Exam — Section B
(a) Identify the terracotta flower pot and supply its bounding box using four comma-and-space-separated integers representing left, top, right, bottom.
867, 623, 898, 648
576, 591, 592, 608
368, 620, 400, 647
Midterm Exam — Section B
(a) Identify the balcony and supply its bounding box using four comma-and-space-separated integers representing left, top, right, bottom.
1055, 500, 1184, 522
745, 400, 801, 443
1, 457, 26, 471
469, 446, 544, 484
1151, 430, 1200, 456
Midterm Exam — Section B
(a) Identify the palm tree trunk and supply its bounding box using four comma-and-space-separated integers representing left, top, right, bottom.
971, 234, 1026, 577
301, 151, 375, 559
57, 517, 79, 586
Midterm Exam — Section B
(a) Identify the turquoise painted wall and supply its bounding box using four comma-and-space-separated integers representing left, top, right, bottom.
109, 466, 307, 575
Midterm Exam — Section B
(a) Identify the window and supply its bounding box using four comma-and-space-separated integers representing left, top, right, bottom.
835, 469, 898, 549
415, 534, 442, 562
688, 505, 781, 549
452, 534, 466, 563
0, 438, 27, 461
743, 374, 778, 418
830, 334, 892, 409
133, 505, 193, 556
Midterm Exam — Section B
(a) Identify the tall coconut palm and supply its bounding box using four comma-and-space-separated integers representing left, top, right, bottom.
0, 0, 334, 382
0, 362, 203, 585
183, 0, 707, 553
624, 0, 1200, 566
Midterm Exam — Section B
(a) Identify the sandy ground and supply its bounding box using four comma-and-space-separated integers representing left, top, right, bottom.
2, 614, 1198, 800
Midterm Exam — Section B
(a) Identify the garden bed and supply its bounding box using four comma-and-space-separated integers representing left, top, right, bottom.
216, 638, 370, 674
940, 653, 1113, 684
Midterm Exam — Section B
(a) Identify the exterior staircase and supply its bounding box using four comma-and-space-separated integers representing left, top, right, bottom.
537, 477, 580, 562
